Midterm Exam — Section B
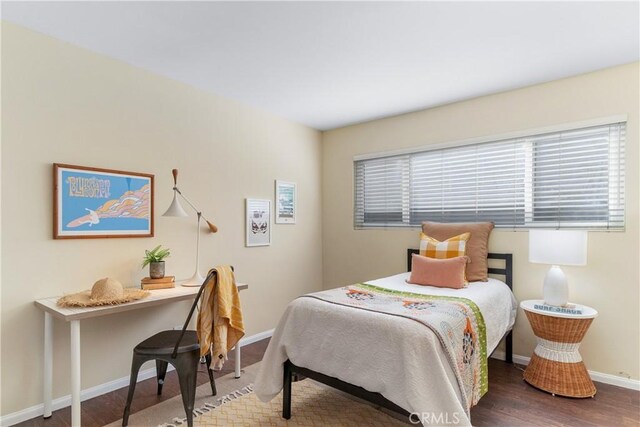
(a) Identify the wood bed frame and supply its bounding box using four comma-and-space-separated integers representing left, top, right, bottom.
282, 250, 513, 420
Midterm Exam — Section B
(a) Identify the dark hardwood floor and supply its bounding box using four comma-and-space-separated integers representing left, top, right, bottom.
472, 359, 640, 427
17, 339, 270, 427
18, 338, 640, 426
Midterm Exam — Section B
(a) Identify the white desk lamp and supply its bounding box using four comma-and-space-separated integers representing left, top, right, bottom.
162, 169, 218, 286
529, 229, 587, 307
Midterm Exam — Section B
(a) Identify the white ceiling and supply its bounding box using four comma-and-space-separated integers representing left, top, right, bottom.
2, 1, 639, 130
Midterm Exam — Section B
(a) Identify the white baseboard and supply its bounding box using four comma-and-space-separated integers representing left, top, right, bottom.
0, 364, 174, 427
239, 328, 274, 347
0, 329, 274, 427
490, 351, 640, 391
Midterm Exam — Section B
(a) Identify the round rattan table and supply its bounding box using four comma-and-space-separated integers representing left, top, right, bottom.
520, 300, 598, 398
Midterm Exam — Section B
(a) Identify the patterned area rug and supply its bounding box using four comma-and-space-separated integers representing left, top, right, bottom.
167, 379, 409, 426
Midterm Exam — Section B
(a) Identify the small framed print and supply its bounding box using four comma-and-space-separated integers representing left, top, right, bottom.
275, 180, 296, 224
246, 198, 271, 247
53, 163, 154, 239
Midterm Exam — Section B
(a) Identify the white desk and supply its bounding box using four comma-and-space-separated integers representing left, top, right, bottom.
34, 283, 248, 426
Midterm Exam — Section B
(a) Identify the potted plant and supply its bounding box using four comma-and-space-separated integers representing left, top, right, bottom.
142, 245, 171, 279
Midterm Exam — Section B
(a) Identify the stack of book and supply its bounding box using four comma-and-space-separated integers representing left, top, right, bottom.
533, 302, 583, 315
141, 276, 175, 290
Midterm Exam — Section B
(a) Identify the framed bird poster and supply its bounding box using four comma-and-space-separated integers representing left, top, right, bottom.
53, 163, 154, 239
245, 198, 271, 247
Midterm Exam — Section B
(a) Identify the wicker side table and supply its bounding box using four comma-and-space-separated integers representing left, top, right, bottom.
520, 300, 598, 398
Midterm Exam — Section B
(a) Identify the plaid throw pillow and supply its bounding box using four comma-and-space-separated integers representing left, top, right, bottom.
419, 232, 470, 259
419, 232, 471, 285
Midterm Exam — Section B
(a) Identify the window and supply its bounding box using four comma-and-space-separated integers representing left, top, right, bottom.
354, 120, 625, 230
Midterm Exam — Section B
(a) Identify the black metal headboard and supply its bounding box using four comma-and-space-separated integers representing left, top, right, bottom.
406, 249, 513, 291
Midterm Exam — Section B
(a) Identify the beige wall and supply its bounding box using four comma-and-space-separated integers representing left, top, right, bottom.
1, 23, 323, 416
322, 63, 640, 380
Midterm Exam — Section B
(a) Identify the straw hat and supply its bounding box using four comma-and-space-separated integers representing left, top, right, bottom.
57, 277, 149, 307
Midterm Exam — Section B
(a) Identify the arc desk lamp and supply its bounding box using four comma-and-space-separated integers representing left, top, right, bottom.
162, 169, 218, 286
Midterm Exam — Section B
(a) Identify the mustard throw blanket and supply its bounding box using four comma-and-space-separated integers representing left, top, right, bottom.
197, 266, 245, 369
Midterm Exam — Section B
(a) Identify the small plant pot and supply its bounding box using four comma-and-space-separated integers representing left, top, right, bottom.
149, 261, 165, 279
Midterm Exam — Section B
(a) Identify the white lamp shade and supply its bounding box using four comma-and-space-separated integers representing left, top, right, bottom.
529, 229, 588, 266
162, 191, 188, 217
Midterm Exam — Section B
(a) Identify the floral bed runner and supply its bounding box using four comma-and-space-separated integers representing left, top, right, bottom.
301, 283, 488, 410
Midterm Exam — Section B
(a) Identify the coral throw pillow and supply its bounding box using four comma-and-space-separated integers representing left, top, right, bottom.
419, 232, 470, 259
407, 254, 468, 289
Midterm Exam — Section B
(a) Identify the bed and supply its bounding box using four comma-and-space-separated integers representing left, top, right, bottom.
254, 250, 516, 426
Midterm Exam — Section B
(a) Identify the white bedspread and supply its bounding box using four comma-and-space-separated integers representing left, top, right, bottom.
255, 274, 517, 426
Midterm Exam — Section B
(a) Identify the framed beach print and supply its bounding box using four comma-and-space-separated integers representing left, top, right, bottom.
275, 180, 296, 224
245, 198, 271, 247
53, 163, 154, 239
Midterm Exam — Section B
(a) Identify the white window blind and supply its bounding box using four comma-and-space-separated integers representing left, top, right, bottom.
354, 121, 625, 230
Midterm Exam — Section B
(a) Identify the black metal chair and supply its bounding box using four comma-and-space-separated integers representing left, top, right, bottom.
122, 269, 220, 427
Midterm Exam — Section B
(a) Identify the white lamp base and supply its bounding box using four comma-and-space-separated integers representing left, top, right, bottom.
543, 265, 569, 306
181, 270, 205, 287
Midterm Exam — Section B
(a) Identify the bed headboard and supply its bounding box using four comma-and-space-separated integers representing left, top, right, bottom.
406, 249, 513, 291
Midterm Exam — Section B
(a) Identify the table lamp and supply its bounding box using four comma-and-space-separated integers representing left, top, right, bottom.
162, 169, 218, 286
529, 229, 587, 306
